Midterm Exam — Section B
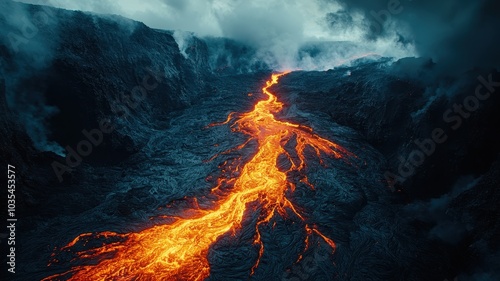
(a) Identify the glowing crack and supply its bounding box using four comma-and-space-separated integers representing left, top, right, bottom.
44, 72, 353, 281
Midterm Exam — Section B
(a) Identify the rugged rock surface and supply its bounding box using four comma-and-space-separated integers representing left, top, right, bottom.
0, 1, 499, 280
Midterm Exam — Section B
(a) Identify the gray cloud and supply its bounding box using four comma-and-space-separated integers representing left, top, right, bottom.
332, 0, 500, 73
404, 175, 479, 244
16, 0, 499, 72
17, 0, 414, 70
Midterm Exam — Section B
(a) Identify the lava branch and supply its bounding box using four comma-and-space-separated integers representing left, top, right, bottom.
44, 71, 353, 281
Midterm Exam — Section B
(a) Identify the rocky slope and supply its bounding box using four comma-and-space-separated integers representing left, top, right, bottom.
0, 1, 499, 280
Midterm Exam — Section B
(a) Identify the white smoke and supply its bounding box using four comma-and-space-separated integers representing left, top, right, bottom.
17, 0, 416, 70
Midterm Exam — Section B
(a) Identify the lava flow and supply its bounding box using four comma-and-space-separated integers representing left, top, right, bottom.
44, 72, 352, 281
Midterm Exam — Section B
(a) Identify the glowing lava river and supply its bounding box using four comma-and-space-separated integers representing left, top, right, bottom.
44, 72, 353, 281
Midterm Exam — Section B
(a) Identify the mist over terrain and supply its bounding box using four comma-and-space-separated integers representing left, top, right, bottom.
1, 1, 499, 280
17, 0, 500, 73
17, 0, 415, 70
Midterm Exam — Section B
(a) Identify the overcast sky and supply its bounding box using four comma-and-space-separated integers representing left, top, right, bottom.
17, 0, 500, 72
19, 0, 358, 39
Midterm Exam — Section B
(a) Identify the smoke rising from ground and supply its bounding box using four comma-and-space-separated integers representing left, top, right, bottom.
1, 1, 65, 154
331, 0, 500, 73
16, 0, 500, 72
17, 0, 415, 70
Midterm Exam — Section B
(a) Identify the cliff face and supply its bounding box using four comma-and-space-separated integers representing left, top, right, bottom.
1, 1, 212, 164
0, 1, 499, 281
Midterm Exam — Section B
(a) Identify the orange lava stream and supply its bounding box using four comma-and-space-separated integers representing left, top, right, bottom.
44, 72, 352, 281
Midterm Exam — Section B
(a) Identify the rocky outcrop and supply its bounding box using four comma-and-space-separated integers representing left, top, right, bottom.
0, 1, 498, 280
